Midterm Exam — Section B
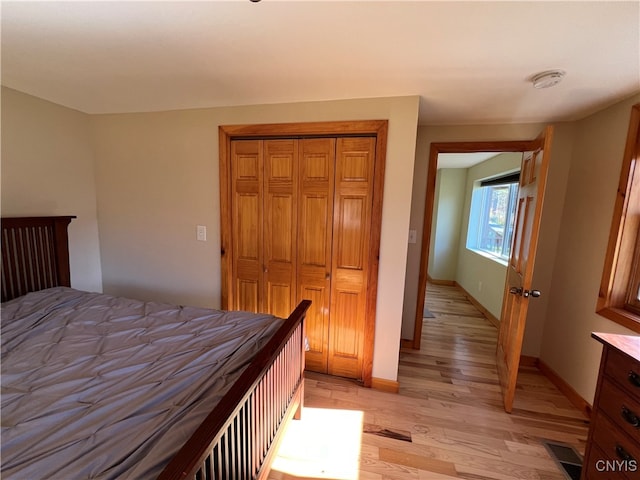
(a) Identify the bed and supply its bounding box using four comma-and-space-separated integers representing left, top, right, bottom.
1, 216, 311, 480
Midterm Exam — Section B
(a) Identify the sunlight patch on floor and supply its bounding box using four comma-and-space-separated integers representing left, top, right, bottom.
270, 407, 363, 480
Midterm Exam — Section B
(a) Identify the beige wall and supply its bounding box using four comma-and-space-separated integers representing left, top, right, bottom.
9, 80, 638, 396
540, 93, 640, 403
428, 168, 466, 282
90, 96, 420, 382
2, 89, 418, 382
1, 87, 103, 292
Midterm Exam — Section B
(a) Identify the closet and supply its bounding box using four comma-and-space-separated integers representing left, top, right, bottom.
219, 121, 387, 383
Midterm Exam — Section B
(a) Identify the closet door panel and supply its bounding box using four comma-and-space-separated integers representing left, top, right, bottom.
301, 196, 329, 264
298, 138, 335, 373
231, 140, 263, 313
267, 195, 293, 262
333, 289, 360, 356
299, 284, 328, 372
264, 140, 298, 317
237, 279, 259, 313
299, 194, 331, 372
266, 280, 292, 319
329, 137, 375, 379
336, 196, 366, 269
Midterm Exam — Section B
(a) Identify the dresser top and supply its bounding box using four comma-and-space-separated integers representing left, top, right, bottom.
592, 332, 640, 362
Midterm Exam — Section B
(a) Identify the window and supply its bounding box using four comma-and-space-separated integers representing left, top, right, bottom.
467, 173, 519, 261
597, 103, 640, 332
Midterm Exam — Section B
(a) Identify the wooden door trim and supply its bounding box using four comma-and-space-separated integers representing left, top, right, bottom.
409, 139, 542, 350
363, 125, 388, 386
220, 120, 388, 387
220, 120, 387, 138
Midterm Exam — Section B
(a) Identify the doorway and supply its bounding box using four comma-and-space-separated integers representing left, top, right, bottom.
410, 139, 535, 350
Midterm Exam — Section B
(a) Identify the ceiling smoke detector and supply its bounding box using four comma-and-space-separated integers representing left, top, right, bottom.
531, 70, 566, 89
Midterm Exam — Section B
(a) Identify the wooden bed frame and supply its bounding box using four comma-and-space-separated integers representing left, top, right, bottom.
1, 216, 310, 480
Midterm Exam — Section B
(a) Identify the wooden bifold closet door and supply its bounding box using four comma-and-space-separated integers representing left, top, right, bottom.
297, 138, 335, 373
221, 121, 387, 384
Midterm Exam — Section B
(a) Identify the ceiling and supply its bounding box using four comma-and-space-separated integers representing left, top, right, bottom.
437, 152, 499, 169
2, 1, 639, 125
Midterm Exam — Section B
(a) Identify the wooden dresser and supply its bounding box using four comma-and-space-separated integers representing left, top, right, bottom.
582, 333, 640, 479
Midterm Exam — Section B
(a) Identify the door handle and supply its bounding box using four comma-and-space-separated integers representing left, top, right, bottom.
509, 287, 541, 298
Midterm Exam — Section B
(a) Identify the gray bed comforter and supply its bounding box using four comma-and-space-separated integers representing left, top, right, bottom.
1, 287, 280, 479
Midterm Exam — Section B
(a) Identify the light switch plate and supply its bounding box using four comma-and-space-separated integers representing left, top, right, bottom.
197, 225, 207, 242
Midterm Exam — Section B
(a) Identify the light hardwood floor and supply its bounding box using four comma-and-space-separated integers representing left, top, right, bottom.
269, 283, 589, 479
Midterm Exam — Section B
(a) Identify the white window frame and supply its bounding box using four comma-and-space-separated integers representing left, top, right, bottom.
467, 175, 519, 262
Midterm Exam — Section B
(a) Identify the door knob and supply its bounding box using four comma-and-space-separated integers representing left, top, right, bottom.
325, 273, 331, 280
509, 287, 541, 298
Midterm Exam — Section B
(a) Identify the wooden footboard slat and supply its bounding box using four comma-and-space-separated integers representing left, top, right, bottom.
251, 391, 258, 475
158, 300, 310, 480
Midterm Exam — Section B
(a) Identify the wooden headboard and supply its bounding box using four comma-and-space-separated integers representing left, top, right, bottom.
1, 216, 76, 302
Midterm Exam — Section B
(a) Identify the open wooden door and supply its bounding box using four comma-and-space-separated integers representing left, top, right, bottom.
497, 126, 553, 413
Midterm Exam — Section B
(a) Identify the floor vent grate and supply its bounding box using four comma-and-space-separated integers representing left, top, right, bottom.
422, 307, 436, 318
542, 440, 583, 480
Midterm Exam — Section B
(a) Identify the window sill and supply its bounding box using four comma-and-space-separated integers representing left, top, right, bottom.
596, 306, 640, 334
467, 248, 509, 267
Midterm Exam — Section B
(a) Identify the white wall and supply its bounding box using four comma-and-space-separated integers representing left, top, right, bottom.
90, 96, 420, 382
1, 87, 103, 293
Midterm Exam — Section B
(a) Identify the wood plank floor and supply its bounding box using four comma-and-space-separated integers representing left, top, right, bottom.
269, 283, 589, 479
